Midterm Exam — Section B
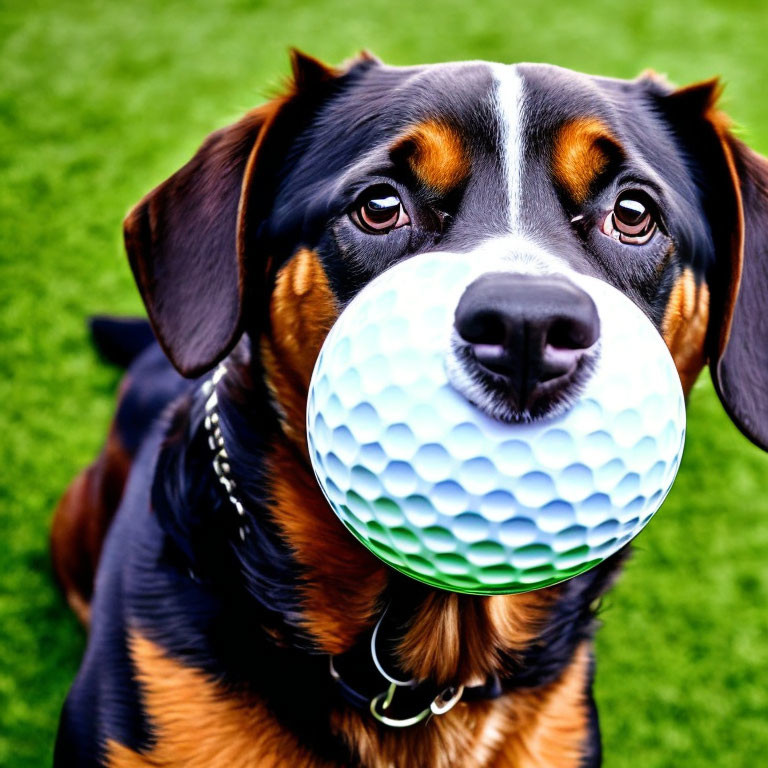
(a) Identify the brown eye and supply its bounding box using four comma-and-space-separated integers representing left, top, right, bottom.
352, 187, 410, 233
603, 190, 657, 244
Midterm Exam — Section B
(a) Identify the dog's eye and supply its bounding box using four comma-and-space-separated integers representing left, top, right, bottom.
352, 186, 410, 234
602, 190, 657, 245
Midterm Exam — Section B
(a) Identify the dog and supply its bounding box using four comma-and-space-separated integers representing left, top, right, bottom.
51, 50, 768, 767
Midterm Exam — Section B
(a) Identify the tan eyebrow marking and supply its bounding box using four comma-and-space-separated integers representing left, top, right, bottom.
392, 119, 470, 194
553, 117, 622, 204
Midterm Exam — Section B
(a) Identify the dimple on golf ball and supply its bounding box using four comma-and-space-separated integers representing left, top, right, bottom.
306, 252, 686, 594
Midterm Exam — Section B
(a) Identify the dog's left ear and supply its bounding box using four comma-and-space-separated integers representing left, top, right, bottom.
123, 51, 347, 377
666, 80, 768, 450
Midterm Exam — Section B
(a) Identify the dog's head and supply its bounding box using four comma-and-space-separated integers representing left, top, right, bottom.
124, 52, 768, 666
125, 51, 768, 448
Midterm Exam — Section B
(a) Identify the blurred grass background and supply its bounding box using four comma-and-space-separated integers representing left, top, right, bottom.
2, 0, 768, 765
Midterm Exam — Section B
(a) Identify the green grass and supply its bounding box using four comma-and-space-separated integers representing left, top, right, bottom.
2, 0, 768, 765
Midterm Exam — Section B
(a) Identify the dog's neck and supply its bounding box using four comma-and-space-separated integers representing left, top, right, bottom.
188, 344, 620, 686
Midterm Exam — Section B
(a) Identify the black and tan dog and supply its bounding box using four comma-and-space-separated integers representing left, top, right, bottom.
52, 51, 768, 767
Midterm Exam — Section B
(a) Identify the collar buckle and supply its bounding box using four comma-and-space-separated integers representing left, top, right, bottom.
369, 681, 465, 728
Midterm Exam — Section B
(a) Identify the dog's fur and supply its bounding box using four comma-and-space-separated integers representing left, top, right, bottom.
52, 52, 768, 767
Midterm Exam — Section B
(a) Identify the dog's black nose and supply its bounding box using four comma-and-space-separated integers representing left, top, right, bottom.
454, 273, 600, 410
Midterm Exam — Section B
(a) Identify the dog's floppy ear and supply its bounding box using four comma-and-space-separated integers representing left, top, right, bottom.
709, 132, 768, 450
667, 80, 768, 450
123, 50, 342, 377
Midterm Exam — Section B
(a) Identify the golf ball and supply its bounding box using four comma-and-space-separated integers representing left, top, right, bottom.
307, 253, 685, 594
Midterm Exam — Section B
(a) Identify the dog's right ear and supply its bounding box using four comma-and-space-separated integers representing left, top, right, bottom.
123, 50, 347, 377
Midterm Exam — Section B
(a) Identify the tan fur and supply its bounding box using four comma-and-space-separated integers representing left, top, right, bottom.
395, 119, 470, 194
661, 269, 710, 394
396, 590, 560, 686
51, 415, 133, 627
489, 642, 592, 768
51, 470, 95, 626
105, 632, 335, 768
261, 248, 339, 451
553, 118, 620, 204
266, 438, 388, 654
333, 642, 593, 768
332, 699, 507, 768
259, 248, 389, 653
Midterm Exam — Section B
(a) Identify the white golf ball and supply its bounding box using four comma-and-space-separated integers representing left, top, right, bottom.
306, 253, 685, 594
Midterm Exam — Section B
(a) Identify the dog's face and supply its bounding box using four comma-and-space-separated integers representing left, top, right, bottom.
268, 59, 721, 422
123, 52, 768, 659
125, 52, 767, 436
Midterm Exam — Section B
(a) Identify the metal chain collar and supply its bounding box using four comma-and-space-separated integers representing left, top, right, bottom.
201, 363, 249, 542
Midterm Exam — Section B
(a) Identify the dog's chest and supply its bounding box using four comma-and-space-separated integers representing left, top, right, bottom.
102, 632, 591, 768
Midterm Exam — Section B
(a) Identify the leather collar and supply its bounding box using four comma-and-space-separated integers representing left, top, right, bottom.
329, 607, 504, 728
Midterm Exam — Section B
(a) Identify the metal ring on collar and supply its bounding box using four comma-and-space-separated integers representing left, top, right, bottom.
370, 607, 414, 687
430, 684, 465, 715
369, 682, 465, 728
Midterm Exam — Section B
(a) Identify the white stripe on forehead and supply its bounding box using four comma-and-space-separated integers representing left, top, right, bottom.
490, 63, 526, 234
475, 64, 572, 275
